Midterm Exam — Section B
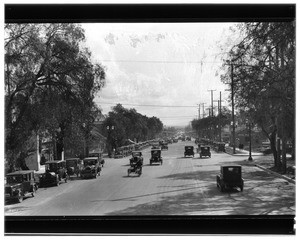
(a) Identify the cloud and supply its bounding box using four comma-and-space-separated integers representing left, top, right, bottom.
83, 23, 234, 125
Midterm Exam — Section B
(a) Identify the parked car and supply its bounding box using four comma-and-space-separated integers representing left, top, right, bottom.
5, 170, 37, 203
81, 157, 101, 179
150, 149, 163, 165
130, 151, 143, 166
216, 165, 244, 192
199, 146, 211, 158
88, 151, 105, 167
184, 146, 194, 157
39, 160, 68, 187
66, 158, 82, 177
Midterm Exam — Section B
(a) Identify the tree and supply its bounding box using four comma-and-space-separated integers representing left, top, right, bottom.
5, 23, 106, 168
101, 104, 163, 155
220, 22, 295, 172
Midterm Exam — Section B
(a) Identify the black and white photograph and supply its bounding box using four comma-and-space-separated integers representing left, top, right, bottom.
3, 3, 296, 235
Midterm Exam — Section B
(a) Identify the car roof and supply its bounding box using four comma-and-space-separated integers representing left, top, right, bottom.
132, 151, 142, 153
45, 160, 66, 164
151, 149, 161, 151
66, 158, 80, 161
185, 146, 194, 148
83, 157, 98, 160
6, 170, 34, 176
221, 165, 241, 168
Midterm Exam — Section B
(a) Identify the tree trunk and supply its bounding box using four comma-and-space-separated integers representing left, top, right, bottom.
281, 135, 287, 174
269, 130, 277, 168
276, 137, 281, 171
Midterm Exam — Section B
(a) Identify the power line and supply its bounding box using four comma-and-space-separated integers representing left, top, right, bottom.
96, 101, 198, 108
99, 59, 222, 64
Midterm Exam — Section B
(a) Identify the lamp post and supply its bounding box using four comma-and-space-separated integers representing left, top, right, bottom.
107, 125, 115, 158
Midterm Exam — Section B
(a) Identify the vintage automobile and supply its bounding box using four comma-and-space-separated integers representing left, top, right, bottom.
39, 160, 68, 187
216, 165, 244, 192
151, 144, 161, 150
129, 151, 143, 166
81, 157, 101, 179
66, 158, 82, 177
127, 163, 142, 177
5, 170, 37, 203
184, 146, 195, 157
199, 146, 211, 158
161, 143, 168, 150
217, 142, 226, 152
114, 147, 124, 159
150, 149, 163, 165
88, 151, 105, 167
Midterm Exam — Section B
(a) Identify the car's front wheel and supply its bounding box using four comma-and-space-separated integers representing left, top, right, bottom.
31, 186, 36, 197
17, 193, 23, 203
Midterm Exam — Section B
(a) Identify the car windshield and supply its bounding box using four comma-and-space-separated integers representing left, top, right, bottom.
84, 160, 96, 166
132, 152, 141, 157
48, 163, 58, 171
67, 160, 77, 166
226, 167, 240, 174
152, 151, 160, 156
7, 175, 23, 184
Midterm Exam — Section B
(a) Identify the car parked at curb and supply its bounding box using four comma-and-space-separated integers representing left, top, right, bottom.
39, 160, 69, 187
81, 157, 101, 179
5, 170, 37, 203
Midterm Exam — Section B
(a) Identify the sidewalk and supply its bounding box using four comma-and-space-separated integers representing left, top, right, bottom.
225, 146, 295, 184
225, 146, 264, 156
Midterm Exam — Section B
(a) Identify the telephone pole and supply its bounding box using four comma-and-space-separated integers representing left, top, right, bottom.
231, 63, 236, 154
208, 89, 216, 116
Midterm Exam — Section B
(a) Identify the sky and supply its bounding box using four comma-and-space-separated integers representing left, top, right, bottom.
81, 22, 239, 127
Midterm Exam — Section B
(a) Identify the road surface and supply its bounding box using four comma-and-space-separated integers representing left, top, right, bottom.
5, 140, 295, 216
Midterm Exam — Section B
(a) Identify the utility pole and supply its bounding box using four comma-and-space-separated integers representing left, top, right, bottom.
231, 63, 236, 154
219, 91, 223, 142
198, 104, 200, 120
207, 89, 216, 116
200, 103, 206, 118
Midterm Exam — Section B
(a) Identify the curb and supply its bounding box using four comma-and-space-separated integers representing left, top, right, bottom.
254, 164, 295, 184
224, 151, 264, 157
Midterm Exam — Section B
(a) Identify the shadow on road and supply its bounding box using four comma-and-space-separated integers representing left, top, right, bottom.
105, 168, 295, 216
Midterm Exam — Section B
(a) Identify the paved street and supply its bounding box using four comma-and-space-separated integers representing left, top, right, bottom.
5, 140, 295, 216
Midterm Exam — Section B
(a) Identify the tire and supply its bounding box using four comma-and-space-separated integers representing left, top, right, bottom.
127, 170, 130, 176
31, 186, 36, 197
240, 186, 243, 192
220, 184, 225, 192
17, 193, 23, 203
200, 155, 202, 158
